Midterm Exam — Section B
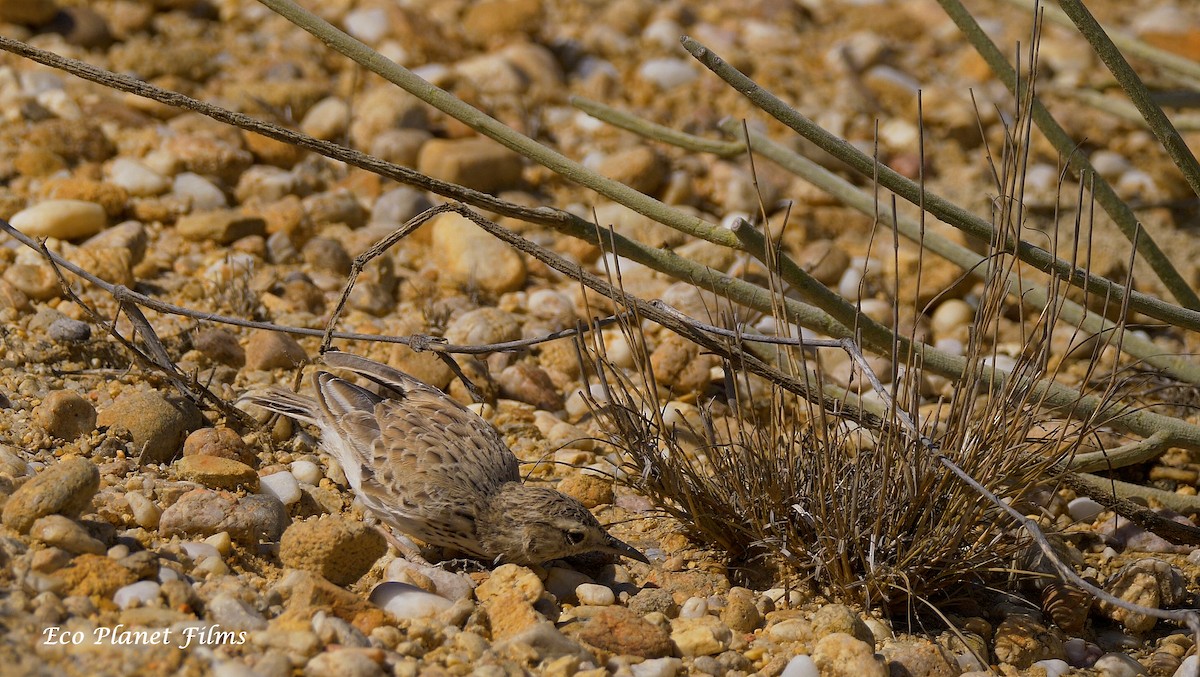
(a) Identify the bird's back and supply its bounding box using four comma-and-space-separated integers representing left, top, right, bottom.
245, 352, 521, 557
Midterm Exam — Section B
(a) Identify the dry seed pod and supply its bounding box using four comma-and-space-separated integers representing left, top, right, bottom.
1040, 580, 1094, 635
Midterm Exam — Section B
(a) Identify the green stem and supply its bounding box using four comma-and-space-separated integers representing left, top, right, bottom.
935, 0, 1200, 310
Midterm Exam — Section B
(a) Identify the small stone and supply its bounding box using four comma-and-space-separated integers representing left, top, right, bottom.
572, 606, 672, 658
206, 592, 268, 632
811, 604, 874, 644
1, 455, 99, 533
557, 473, 613, 510
1098, 558, 1189, 633
993, 615, 1066, 669
769, 618, 814, 643
259, 471, 302, 506
303, 648, 385, 677
369, 581, 454, 620
879, 638, 959, 677
1174, 656, 1198, 677
637, 58, 698, 90
1067, 497, 1104, 522
9, 199, 107, 240
0, 0, 59, 25
106, 158, 170, 197
628, 587, 680, 617
3, 263, 59, 301
59, 553, 137, 597
125, 491, 161, 529
462, 0, 542, 43
183, 427, 257, 467
1092, 652, 1147, 677
302, 237, 352, 276
299, 97, 350, 141
444, 307, 522, 347
497, 362, 563, 412
670, 617, 731, 657
280, 515, 387, 586
430, 212, 527, 294
30, 514, 106, 555
575, 583, 615, 606
722, 587, 763, 633
780, 655, 820, 677
417, 137, 524, 194
191, 328, 246, 368
290, 460, 322, 485
244, 330, 309, 371
175, 455, 259, 491
176, 209, 265, 244
631, 657, 684, 677
97, 390, 202, 465
33, 390, 96, 440
159, 489, 288, 544
303, 189, 365, 228
812, 633, 887, 677
47, 316, 92, 343
113, 580, 161, 609
597, 147, 668, 196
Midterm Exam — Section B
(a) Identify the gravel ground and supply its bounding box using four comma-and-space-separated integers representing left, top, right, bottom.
2, 0, 1200, 675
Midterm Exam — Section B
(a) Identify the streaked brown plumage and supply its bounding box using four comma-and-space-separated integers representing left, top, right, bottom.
241, 351, 646, 566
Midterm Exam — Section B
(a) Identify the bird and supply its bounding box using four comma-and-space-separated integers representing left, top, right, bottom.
240, 351, 648, 567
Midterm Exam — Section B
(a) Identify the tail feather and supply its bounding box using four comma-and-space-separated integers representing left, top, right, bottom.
238, 387, 320, 425
321, 351, 444, 399
315, 371, 383, 417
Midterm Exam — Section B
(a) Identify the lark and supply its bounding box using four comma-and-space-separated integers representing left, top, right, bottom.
242, 351, 647, 566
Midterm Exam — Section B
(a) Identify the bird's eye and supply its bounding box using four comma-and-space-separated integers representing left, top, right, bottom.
566, 530, 586, 545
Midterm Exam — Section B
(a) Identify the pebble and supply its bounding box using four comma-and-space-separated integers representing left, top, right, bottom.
124, 491, 161, 529
368, 581, 454, 620
182, 427, 257, 467
343, 7, 390, 44
812, 633, 887, 677
259, 471, 302, 506
279, 515, 387, 586
97, 391, 202, 465
112, 580, 161, 609
386, 558, 475, 601
993, 615, 1065, 669
1067, 496, 1104, 522
811, 603, 873, 644
176, 209, 266, 245
416, 137, 524, 194
574, 606, 673, 658
10, 200, 107, 240
290, 460, 322, 485
191, 328, 247, 368
30, 514, 106, 555
299, 97, 350, 141
106, 158, 169, 196
721, 587, 763, 633
0, 0, 59, 25
670, 617, 731, 657
175, 455, 258, 491
679, 596, 708, 619
575, 583, 615, 607
1174, 657, 1198, 677
48, 317, 91, 343
631, 657, 683, 677
637, 58, 699, 90
244, 330, 309, 371
33, 390, 96, 440
303, 648, 385, 677
158, 489, 288, 544
1, 455, 99, 533
430, 212, 527, 295
206, 592, 268, 632
1098, 559, 1188, 633
780, 655, 820, 677
1092, 653, 1147, 677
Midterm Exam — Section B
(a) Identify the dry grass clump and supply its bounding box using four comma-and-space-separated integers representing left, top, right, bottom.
582, 207, 1109, 608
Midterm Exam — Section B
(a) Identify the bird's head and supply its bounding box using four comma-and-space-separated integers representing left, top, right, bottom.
478, 484, 648, 566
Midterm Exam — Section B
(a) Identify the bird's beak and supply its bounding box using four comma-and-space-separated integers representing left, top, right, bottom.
604, 534, 650, 564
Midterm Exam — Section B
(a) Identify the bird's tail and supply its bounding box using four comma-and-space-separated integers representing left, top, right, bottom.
238, 387, 320, 425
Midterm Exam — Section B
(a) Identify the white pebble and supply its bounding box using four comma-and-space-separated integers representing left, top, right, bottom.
173, 172, 227, 210
125, 491, 161, 529
180, 541, 221, 562
1093, 653, 1148, 677
290, 460, 322, 485
575, 583, 615, 606
1173, 656, 1198, 677
631, 656, 684, 677
1033, 659, 1072, 677
679, 596, 708, 619
193, 555, 229, 577
642, 19, 684, 50
343, 8, 390, 44
1067, 496, 1104, 523
369, 581, 453, 619
637, 58, 698, 90
780, 655, 819, 677
113, 580, 161, 609
10, 200, 107, 240
259, 471, 302, 506
204, 531, 233, 556
107, 158, 170, 196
